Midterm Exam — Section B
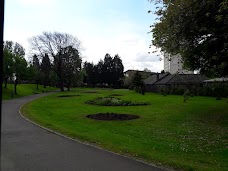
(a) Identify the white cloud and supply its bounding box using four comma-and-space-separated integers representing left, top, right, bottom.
135, 52, 160, 62
80, 30, 163, 72
5, 0, 164, 72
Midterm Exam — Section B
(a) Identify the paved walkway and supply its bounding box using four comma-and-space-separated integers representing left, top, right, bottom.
1, 93, 167, 171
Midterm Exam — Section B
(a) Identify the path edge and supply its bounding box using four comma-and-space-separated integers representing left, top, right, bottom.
19, 94, 173, 171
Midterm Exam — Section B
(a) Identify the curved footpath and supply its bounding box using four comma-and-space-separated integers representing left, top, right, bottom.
1, 93, 168, 171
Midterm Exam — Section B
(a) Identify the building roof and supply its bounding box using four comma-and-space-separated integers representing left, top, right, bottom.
154, 74, 175, 84
124, 70, 154, 74
203, 77, 228, 82
144, 73, 169, 84
145, 74, 207, 85
168, 74, 207, 85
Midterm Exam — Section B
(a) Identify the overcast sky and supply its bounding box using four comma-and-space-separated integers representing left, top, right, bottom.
4, 0, 163, 72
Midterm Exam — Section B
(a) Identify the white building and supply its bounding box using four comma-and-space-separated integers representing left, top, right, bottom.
164, 53, 193, 74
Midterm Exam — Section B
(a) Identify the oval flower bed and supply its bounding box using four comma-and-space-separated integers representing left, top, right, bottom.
87, 113, 139, 121
85, 97, 150, 106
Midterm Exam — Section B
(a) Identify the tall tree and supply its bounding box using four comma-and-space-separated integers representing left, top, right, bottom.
83, 62, 97, 87
4, 41, 25, 57
59, 46, 81, 91
3, 49, 14, 88
112, 54, 124, 87
29, 31, 82, 91
31, 54, 41, 89
103, 53, 113, 86
96, 60, 104, 85
3, 41, 26, 89
84, 54, 124, 88
40, 53, 51, 88
12, 55, 28, 94
13, 42, 26, 57
132, 71, 145, 94
149, 0, 228, 77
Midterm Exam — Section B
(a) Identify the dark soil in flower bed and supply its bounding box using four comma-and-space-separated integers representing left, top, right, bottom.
58, 95, 80, 97
87, 113, 139, 121
83, 91, 99, 94
108, 94, 123, 96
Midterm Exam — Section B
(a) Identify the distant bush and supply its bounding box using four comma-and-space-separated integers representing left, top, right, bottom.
169, 87, 185, 95
216, 96, 221, 100
197, 83, 228, 98
86, 97, 150, 106
183, 90, 190, 102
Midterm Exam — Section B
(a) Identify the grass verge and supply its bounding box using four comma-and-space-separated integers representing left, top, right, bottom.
2, 84, 58, 100
21, 88, 228, 171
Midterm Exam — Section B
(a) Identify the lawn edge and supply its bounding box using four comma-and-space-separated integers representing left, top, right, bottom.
19, 97, 173, 171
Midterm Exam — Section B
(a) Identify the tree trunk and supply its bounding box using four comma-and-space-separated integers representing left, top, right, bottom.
67, 80, 70, 91
14, 80, 18, 94
59, 81, 64, 91
43, 79, 47, 88
4, 78, 8, 89
36, 81, 39, 90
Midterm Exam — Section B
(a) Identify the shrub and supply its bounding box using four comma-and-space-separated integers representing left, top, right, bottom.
216, 96, 221, 100
197, 83, 228, 97
183, 90, 190, 102
85, 97, 150, 106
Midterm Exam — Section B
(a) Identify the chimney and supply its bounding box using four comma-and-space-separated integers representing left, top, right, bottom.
156, 72, 159, 81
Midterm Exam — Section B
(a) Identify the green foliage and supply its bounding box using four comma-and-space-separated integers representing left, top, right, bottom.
83, 62, 98, 87
59, 46, 82, 91
86, 96, 150, 106
3, 40, 25, 57
28, 54, 42, 89
150, 0, 228, 77
30, 32, 83, 91
40, 54, 51, 88
3, 41, 26, 90
160, 87, 169, 96
169, 87, 187, 95
132, 71, 145, 94
83, 54, 124, 88
198, 83, 228, 98
183, 89, 190, 102
3, 49, 14, 88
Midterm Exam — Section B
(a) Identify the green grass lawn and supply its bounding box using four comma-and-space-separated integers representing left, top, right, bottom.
2, 84, 58, 100
21, 88, 228, 171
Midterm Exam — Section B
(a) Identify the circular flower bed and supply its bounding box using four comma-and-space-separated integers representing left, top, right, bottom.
83, 91, 99, 94
87, 113, 139, 121
85, 97, 150, 106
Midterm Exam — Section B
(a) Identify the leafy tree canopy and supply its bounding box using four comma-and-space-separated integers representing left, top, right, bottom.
4, 40, 25, 57
3, 41, 27, 91
83, 54, 124, 88
149, 0, 228, 77
29, 31, 83, 91
40, 53, 51, 88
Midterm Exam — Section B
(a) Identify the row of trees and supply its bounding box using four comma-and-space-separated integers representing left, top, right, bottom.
83, 54, 124, 88
3, 41, 58, 94
30, 32, 82, 91
3, 32, 83, 93
3, 32, 125, 93
3, 41, 27, 94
